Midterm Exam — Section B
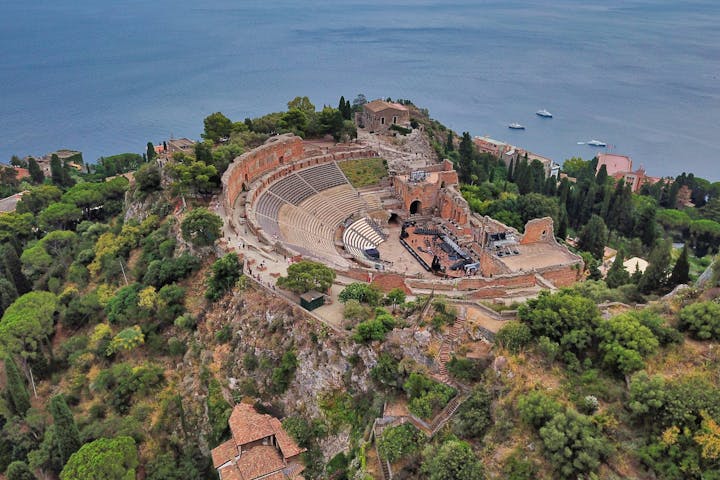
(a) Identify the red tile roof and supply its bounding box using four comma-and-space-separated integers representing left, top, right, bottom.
236, 445, 285, 479
270, 418, 305, 459
229, 403, 276, 446
212, 439, 238, 468
218, 464, 244, 480
364, 100, 408, 113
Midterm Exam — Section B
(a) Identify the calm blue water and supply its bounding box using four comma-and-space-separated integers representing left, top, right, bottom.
1, 0, 719, 180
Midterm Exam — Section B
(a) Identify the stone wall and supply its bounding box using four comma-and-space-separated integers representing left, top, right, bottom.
222, 134, 305, 213
521, 217, 554, 244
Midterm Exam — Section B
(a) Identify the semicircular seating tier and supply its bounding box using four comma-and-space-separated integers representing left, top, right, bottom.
342, 218, 386, 262
253, 162, 369, 268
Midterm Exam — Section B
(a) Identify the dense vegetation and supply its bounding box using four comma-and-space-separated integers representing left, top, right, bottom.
1, 97, 718, 479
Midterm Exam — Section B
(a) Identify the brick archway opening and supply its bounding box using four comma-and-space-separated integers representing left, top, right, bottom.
410, 200, 421, 215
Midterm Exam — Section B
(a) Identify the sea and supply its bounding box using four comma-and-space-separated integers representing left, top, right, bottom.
1, 0, 719, 180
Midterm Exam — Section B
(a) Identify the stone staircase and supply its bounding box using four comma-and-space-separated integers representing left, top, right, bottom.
432, 311, 464, 385
428, 393, 467, 436
373, 422, 392, 480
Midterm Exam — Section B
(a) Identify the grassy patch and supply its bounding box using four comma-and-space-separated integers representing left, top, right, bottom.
338, 158, 388, 188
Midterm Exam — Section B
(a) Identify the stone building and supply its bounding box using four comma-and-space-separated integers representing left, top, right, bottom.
361, 100, 410, 132
211, 403, 305, 480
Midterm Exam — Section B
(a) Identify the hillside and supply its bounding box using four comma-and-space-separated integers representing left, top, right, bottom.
0, 100, 719, 480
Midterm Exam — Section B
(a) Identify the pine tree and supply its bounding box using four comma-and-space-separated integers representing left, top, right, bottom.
0, 277, 18, 317
5, 461, 37, 480
605, 251, 630, 288
669, 244, 690, 287
1, 244, 31, 294
4, 355, 31, 416
27, 157, 44, 184
49, 394, 81, 466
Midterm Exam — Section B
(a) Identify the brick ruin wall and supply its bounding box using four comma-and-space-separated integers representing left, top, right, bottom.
222, 134, 305, 213
221, 133, 377, 243
222, 138, 583, 297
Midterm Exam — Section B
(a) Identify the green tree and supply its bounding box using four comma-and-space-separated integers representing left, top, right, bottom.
59, 436, 138, 480
518, 291, 601, 361
668, 243, 690, 287
146, 142, 156, 161
205, 253, 241, 301
678, 301, 720, 340
4, 354, 31, 416
277, 260, 336, 294
421, 440, 485, 480
202, 112, 233, 142
605, 250, 630, 288
5, 461, 37, 480
385, 287, 406, 310
16, 185, 62, 215
287, 96, 315, 115
638, 239, 671, 294
38, 203, 82, 231
538, 410, 609, 479
378, 423, 423, 462
0, 292, 58, 380
50, 154, 64, 186
338, 282, 382, 305
180, 208, 223, 247
27, 158, 44, 184
494, 321, 532, 354
0, 278, 19, 318
49, 395, 81, 466
453, 385, 492, 440
445, 132, 454, 152
0, 212, 34, 244
134, 163, 161, 193
578, 214, 608, 260
597, 312, 659, 375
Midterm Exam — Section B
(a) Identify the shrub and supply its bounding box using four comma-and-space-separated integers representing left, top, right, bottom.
271, 351, 298, 394
446, 356, 485, 382
495, 321, 532, 353
453, 385, 492, 440
678, 301, 720, 340
403, 373, 456, 420
339, 282, 382, 306
206, 253, 241, 301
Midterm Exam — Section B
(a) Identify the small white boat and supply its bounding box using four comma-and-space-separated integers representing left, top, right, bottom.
508, 123, 525, 130
536, 109, 552, 118
587, 139, 607, 147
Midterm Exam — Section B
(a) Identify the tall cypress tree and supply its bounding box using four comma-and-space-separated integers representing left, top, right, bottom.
669, 244, 690, 287
4, 355, 31, 416
147, 142, 157, 161
49, 395, 81, 466
639, 240, 671, 294
507, 159, 514, 181
606, 250, 630, 288
445, 132, 454, 152
27, 157, 44, 184
49, 154, 63, 186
